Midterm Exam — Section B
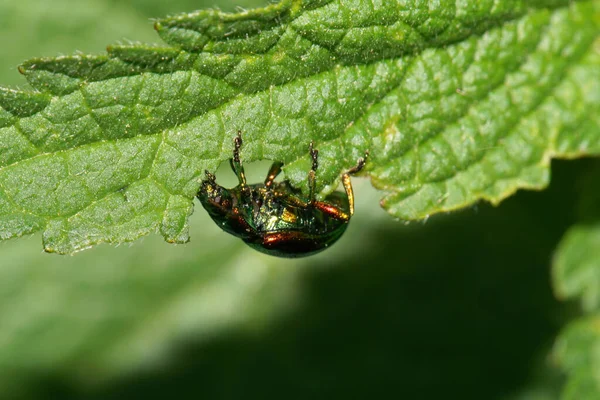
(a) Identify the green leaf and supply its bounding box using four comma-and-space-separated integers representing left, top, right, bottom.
554, 314, 600, 399
552, 164, 600, 399
553, 224, 600, 398
1, 0, 600, 253
554, 224, 600, 312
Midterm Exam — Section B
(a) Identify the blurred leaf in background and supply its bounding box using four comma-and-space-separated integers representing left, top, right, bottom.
0, 0, 264, 87
553, 163, 600, 400
0, 1, 598, 399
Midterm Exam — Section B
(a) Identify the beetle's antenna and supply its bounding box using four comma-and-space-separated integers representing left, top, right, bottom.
308, 141, 318, 203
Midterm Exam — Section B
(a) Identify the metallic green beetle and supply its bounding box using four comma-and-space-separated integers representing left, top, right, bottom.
197, 131, 368, 258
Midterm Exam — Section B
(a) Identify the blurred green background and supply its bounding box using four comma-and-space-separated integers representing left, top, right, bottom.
0, 0, 593, 398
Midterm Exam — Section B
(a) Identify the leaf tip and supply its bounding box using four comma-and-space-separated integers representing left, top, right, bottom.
160, 195, 194, 245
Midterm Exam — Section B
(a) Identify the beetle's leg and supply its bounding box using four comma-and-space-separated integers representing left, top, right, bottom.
278, 188, 344, 221
342, 151, 369, 216
341, 174, 356, 217
312, 201, 350, 221
229, 130, 248, 188
308, 141, 318, 203
264, 161, 283, 189
277, 193, 308, 207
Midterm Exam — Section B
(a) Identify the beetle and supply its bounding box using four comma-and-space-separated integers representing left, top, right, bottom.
197, 131, 368, 258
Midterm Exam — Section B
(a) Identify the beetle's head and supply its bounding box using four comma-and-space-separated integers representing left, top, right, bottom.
198, 170, 235, 214
198, 170, 254, 239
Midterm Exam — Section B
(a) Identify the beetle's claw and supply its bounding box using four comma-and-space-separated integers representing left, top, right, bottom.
359, 150, 370, 166
347, 150, 369, 175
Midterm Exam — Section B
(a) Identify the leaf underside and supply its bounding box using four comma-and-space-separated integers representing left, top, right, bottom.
0, 0, 599, 253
